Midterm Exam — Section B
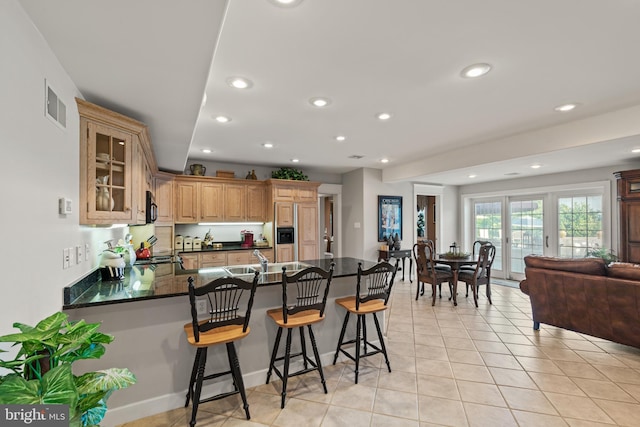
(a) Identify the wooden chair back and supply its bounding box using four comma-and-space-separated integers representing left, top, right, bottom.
187, 273, 259, 343
280, 264, 334, 323
355, 260, 398, 309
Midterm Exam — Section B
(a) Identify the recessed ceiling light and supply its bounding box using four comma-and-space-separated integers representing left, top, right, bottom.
468, 174, 477, 178
335, 135, 346, 142
291, 158, 300, 163
214, 115, 231, 123
632, 148, 640, 153
531, 164, 542, 169
377, 112, 392, 120
381, 158, 389, 164
268, 0, 303, 7
227, 77, 252, 89
202, 149, 212, 154
263, 143, 274, 148
554, 103, 578, 112
461, 63, 492, 78
310, 97, 331, 107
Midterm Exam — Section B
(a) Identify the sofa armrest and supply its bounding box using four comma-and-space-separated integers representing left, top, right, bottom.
519, 279, 529, 295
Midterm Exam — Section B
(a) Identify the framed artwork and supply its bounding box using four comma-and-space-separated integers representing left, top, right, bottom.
378, 195, 402, 241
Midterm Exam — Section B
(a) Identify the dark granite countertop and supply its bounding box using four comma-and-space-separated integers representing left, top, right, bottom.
177, 244, 273, 254
63, 257, 378, 309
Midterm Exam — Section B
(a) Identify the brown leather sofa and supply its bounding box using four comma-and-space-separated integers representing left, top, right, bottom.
520, 255, 640, 349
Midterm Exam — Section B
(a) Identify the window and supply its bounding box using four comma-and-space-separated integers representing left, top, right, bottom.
558, 195, 603, 258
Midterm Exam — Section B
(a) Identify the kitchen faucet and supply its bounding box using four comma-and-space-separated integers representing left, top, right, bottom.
253, 249, 268, 273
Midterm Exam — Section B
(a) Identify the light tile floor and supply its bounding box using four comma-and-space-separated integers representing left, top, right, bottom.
119, 280, 640, 427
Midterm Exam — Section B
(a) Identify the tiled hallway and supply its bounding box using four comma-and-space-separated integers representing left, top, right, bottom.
120, 280, 640, 426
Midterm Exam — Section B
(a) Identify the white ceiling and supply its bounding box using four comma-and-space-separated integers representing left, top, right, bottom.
19, 0, 640, 185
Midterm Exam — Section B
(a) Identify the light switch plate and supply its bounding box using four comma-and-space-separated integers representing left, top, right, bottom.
85, 243, 90, 261
196, 299, 207, 315
63, 248, 71, 269
75, 245, 83, 264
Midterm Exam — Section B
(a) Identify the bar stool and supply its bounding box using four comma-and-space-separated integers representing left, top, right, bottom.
333, 260, 398, 384
184, 273, 259, 427
265, 264, 334, 408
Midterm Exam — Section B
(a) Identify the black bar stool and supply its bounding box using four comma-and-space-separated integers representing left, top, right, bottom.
333, 260, 398, 384
265, 264, 334, 408
184, 273, 258, 427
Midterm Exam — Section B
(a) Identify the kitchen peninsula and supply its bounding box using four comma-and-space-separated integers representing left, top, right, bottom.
63, 257, 394, 424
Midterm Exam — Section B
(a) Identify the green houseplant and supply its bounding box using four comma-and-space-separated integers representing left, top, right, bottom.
271, 166, 309, 181
585, 247, 619, 264
0, 311, 136, 427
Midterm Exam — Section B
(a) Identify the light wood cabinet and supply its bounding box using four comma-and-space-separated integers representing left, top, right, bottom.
77, 98, 157, 225
174, 176, 266, 223
200, 252, 227, 268
227, 250, 252, 265
275, 202, 294, 227
225, 184, 247, 221
154, 173, 174, 225
200, 182, 225, 222
246, 184, 265, 222
615, 169, 640, 263
276, 245, 294, 262
298, 202, 319, 261
180, 253, 199, 270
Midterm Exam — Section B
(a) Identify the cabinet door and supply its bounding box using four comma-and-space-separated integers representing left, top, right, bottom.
174, 180, 199, 223
621, 201, 640, 263
276, 202, 294, 227
261, 249, 274, 262
133, 141, 147, 224
154, 175, 174, 225
180, 253, 199, 270
200, 252, 227, 267
83, 120, 134, 224
225, 184, 247, 221
273, 185, 296, 202
297, 187, 317, 202
246, 184, 265, 222
227, 251, 251, 265
298, 202, 319, 261
201, 182, 225, 222
276, 244, 294, 263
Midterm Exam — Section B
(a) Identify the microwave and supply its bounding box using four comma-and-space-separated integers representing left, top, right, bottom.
277, 227, 295, 244
145, 190, 158, 224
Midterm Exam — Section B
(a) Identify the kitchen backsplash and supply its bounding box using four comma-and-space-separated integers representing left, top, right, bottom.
174, 224, 269, 244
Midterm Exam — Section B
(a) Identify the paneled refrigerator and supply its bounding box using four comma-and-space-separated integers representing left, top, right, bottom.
274, 201, 319, 262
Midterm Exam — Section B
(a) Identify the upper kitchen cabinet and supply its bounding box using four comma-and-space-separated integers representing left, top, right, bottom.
173, 176, 266, 223
154, 172, 174, 225
76, 98, 157, 225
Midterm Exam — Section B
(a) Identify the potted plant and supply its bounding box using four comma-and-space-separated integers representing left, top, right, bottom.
271, 166, 309, 181
0, 311, 136, 427
585, 246, 619, 264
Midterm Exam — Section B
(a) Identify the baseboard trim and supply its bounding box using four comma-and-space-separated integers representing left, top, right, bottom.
101, 345, 372, 426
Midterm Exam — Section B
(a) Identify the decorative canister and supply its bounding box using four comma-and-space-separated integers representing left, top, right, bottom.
190, 164, 206, 176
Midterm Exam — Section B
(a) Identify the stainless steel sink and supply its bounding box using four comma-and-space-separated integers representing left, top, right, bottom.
266, 262, 312, 273
223, 266, 259, 276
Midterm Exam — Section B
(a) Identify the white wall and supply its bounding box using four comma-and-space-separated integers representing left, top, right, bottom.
0, 0, 132, 353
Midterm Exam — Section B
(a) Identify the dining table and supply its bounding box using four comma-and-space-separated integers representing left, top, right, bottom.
435, 255, 478, 306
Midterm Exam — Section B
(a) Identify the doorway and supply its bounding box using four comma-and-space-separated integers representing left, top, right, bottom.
416, 195, 436, 243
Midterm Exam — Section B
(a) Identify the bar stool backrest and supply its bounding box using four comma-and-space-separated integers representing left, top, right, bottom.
355, 260, 398, 309
187, 273, 259, 343
281, 264, 335, 323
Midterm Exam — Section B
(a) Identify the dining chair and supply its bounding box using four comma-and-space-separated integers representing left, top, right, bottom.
458, 243, 496, 307
413, 241, 453, 304
265, 264, 334, 408
460, 240, 492, 295
184, 273, 259, 426
333, 260, 398, 384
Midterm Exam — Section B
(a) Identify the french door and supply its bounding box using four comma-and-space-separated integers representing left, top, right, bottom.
470, 190, 606, 281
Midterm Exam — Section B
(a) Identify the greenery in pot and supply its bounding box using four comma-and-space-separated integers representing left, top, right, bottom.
0, 311, 136, 427
585, 247, 619, 264
271, 166, 309, 181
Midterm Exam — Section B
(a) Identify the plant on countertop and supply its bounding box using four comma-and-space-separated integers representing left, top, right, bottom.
585, 246, 619, 264
0, 311, 136, 427
271, 166, 309, 181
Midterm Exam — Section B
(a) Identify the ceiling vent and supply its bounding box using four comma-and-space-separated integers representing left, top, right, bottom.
45, 79, 66, 129
504, 172, 520, 176
348, 155, 364, 159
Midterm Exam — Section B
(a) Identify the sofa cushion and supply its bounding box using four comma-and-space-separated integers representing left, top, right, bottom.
607, 262, 640, 280
524, 255, 606, 276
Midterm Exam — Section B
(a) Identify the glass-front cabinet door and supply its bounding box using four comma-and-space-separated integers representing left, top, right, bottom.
82, 119, 134, 224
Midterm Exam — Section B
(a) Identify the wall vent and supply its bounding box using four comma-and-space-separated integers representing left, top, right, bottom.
45, 79, 66, 129
348, 155, 364, 159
